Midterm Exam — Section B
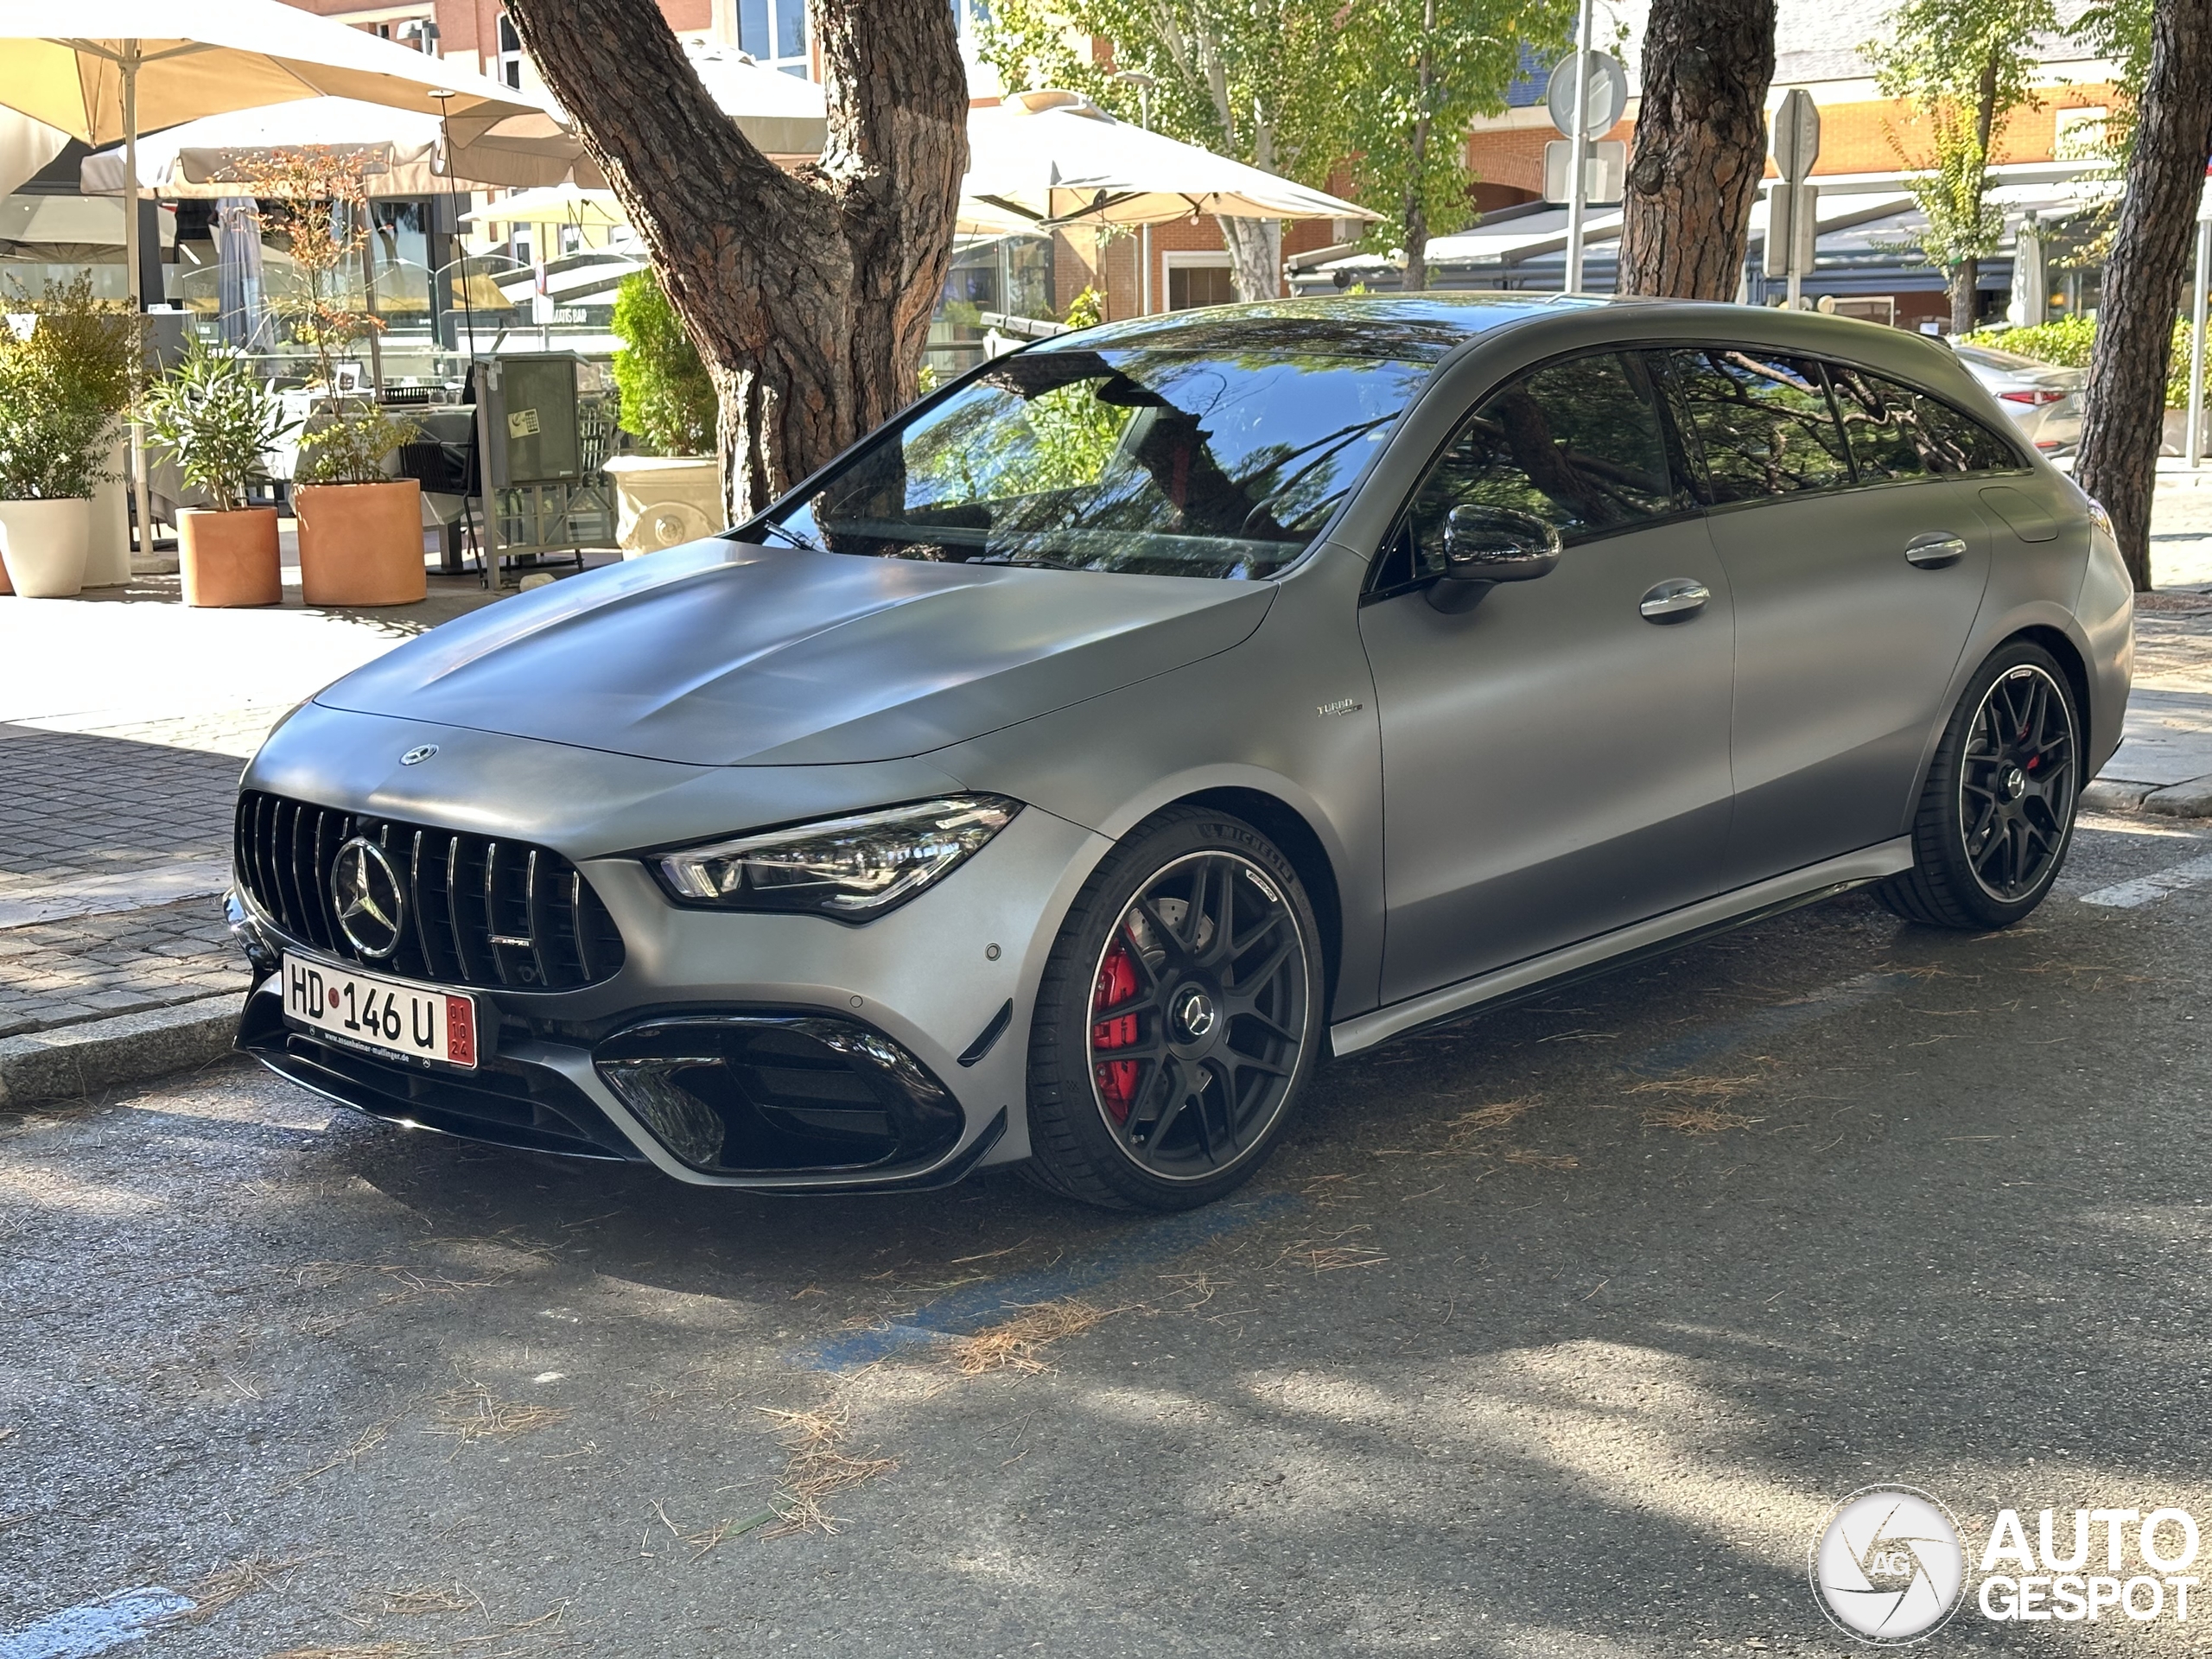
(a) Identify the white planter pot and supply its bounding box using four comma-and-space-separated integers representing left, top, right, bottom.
0, 497, 93, 598
601, 454, 722, 557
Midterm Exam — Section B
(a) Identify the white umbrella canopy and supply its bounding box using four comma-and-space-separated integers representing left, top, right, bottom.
0, 0, 540, 147
965, 91, 1376, 228
684, 46, 828, 158
79, 97, 585, 198
461, 183, 628, 228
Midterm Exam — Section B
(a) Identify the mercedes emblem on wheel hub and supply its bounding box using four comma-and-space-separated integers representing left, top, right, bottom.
331, 836, 405, 958
1172, 985, 1218, 1042
1999, 764, 2026, 801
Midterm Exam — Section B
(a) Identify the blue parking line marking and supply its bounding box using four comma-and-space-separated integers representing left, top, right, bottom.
795, 1189, 1302, 1370
1623, 969, 1916, 1079
0, 1588, 194, 1659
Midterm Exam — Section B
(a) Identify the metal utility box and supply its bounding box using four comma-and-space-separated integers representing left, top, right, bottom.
471, 353, 619, 581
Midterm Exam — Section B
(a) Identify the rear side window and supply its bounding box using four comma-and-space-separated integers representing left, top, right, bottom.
1910, 391, 2024, 473
1664, 347, 1853, 503
1827, 365, 1929, 482
1826, 363, 2023, 480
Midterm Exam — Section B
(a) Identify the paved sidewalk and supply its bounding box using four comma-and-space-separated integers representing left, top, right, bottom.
0, 569, 522, 1101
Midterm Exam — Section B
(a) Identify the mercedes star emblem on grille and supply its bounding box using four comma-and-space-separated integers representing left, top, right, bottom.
331, 836, 405, 958
400, 744, 438, 766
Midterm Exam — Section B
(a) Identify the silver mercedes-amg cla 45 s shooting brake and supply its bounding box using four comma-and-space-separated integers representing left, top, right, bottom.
228, 295, 2133, 1211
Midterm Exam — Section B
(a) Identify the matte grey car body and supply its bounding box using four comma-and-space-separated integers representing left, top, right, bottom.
229, 294, 2133, 1205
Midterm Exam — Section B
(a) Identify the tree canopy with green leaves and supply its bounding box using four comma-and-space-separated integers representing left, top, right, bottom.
978, 0, 1567, 296
1866, 0, 2058, 334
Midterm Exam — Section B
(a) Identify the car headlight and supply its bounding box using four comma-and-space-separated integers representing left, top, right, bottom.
652, 796, 1021, 919
2085, 497, 2115, 542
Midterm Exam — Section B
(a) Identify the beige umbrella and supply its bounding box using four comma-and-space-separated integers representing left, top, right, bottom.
460, 183, 629, 229
0, 0, 541, 560
964, 91, 1377, 228
80, 97, 587, 198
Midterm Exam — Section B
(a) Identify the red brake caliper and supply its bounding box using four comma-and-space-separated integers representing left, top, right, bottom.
1092, 938, 1141, 1122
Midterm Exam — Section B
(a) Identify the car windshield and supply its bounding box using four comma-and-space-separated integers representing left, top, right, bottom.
759, 346, 1430, 579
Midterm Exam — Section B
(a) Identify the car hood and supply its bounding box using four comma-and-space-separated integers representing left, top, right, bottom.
315, 538, 1277, 766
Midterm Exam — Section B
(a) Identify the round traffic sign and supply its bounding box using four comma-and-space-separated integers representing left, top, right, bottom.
1546, 51, 1629, 140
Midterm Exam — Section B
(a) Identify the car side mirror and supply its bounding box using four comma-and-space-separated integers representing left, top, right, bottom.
1426, 505, 1563, 613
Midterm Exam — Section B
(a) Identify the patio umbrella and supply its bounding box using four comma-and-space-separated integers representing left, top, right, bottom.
964, 91, 1376, 229
460, 183, 629, 230
0, 0, 541, 558
79, 96, 588, 199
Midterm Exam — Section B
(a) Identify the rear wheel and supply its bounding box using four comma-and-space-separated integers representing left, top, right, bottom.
1876, 641, 2082, 930
1022, 806, 1323, 1211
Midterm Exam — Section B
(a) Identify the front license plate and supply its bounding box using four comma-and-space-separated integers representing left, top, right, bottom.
281, 953, 478, 1070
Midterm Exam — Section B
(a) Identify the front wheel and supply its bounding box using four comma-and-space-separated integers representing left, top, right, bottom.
1876, 641, 2082, 930
1022, 806, 1325, 1211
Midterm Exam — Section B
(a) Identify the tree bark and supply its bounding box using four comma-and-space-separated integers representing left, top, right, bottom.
2075, 0, 2212, 592
505, 0, 968, 520
1951, 257, 1980, 335
1619, 0, 1776, 300
1220, 216, 1283, 302
1402, 0, 1436, 294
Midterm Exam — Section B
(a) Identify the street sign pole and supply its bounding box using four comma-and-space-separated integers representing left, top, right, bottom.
1562, 0, 1595, 293
1768, 88, 1821, 309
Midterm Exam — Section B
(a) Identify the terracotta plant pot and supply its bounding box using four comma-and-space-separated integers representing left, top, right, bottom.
0, 497, 93, 598
180, 505, 283, 607
295, 479, 426, 607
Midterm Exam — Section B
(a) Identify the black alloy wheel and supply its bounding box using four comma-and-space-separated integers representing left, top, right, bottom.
1877, 641, 2082, 930
1024, 807, 1322, 1211
1959, 661, 2077, 902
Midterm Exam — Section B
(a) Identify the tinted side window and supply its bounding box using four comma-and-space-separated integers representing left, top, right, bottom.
1393, 351, 1683, 582
1667, 347, 1853, 503
1826, 364, 1929, 483
1911, 392, 2024, 473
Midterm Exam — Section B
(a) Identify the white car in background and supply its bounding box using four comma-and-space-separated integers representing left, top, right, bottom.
1951, 341, 2084, 454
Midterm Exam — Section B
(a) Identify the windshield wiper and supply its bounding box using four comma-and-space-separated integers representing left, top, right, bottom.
751, 518, 828, 553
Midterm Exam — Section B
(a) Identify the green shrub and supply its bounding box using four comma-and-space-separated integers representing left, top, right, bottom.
0, 272, 141, 500
143, 340, 297, 511
610, 270, 715, 457
1970, 312, 2205, 408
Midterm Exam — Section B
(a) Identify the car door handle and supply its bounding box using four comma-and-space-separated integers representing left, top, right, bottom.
1904, 532, 1968, 569
1638, 579, 1710, 622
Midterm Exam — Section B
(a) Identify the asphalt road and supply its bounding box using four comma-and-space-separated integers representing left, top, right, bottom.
4, 810, 2210, 1658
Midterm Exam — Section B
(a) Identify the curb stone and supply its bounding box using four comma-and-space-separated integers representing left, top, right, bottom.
2142, 777, 2212, 817
0, 992, 245, 1108
2083, 779, 2157, 812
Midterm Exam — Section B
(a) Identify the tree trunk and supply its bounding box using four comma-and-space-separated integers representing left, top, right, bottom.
1402, 0, 1435, 294
505, 0, 967, 521
2075, 0, 2212, 592
1220, 216, 1283, 303
1951, 257, 1980, 334
1619, 0, 1777, 300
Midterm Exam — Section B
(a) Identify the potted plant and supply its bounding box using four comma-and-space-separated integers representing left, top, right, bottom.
248, 150, 423, 606
0, 274, 140, 599
601, 268, 722, 556
143, 340, 297, 607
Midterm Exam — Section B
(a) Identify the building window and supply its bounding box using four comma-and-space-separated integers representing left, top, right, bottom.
495, 14, 524, 88
739, 0, 809, 73
1166, 254, 1235, 310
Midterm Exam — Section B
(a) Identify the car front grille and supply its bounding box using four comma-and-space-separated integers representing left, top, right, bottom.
234, 789, 626, 991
